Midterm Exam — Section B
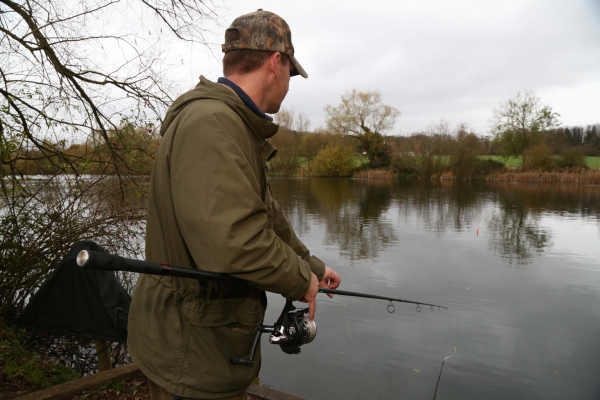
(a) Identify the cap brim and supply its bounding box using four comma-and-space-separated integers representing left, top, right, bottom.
289, 54, 308, 78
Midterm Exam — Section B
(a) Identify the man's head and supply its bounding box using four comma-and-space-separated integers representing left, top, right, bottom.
221, 10, 307, 114
222, 9, 307, 78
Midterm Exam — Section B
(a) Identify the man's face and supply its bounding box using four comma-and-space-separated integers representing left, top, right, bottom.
265, 54, 292, 114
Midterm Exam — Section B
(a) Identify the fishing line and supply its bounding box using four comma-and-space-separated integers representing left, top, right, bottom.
432, 311, 454, 400
432, 361, 445, 400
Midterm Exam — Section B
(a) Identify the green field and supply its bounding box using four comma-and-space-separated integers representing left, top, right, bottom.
480, 155, 600, 169
586, 157, 600, 169
480, 155, 522, 167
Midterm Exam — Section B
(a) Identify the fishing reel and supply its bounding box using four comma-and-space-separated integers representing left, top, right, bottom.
230, 299, 316, 366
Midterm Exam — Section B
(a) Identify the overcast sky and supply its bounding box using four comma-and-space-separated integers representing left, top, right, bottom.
174, 0, 600, 136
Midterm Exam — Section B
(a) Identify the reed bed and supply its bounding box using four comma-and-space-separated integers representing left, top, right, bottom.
294, 166, 312, 177
439, 172, 458, 180
353, 169, 396, 179
487, 170, 600, 184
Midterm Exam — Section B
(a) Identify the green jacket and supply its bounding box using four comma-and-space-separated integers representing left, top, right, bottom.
128, 76, 325, 398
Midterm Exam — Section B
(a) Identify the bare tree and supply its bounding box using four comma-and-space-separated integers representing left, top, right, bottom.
274, 109, 311, 132
324, 89, 400, 167
325, 89, 400, 136
0, 0, 223, 322
0, 0, 221, 181
270, 109, 311, 174
490, 89, 561, 162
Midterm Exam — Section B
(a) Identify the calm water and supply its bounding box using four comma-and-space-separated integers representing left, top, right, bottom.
259, 178, 600, 400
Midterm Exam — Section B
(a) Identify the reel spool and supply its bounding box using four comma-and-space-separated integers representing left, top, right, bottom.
269, 301, 317, 354
230, 300, 316, 366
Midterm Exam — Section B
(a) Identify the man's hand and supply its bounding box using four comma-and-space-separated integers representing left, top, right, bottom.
299, 268, 342, 320
299, 272, 319, 320
319, 267, 341, 298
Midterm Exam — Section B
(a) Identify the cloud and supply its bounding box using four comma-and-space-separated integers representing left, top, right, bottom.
185, 0, 600, 134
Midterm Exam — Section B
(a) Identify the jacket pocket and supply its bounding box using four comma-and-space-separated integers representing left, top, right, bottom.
175, 323, 261, 394
183, 284, 265, 328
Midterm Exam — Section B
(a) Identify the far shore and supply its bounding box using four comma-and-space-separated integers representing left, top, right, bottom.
351, 168, 600, 184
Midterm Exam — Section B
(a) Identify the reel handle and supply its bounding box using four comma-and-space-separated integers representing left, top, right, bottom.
229, 325, 275, 367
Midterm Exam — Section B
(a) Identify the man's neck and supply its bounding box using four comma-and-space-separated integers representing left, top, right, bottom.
225, 73, 269, 112
217, 77, 273, 121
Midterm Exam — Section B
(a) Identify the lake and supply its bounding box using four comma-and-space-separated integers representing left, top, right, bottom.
259, 178, 600, 400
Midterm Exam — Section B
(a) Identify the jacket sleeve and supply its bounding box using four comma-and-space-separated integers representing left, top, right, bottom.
169, 106, 311, 301
270, 194, 326, 281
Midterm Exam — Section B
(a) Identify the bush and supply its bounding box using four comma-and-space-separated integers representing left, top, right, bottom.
556, 149, 587, 169
476, 158, 505, 175
391, 155, 419, 176
523, 144, 555, 171
298, 132, 335, 162
311, 144, 356, 177
268, 129, 302, 175
0, 325, 80, 389
0, 176, 145, 322
449, 151, 480, 178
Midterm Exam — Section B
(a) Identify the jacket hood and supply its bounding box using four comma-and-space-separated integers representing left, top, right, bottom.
160, 76, 279, 141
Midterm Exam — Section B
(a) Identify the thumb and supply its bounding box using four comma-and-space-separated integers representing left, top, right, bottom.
308, 298, 316, 321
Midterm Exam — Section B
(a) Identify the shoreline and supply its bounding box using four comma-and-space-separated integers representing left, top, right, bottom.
349, 169, 600, 184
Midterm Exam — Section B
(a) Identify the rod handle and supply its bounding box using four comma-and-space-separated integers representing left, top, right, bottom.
76, 250, 164, 275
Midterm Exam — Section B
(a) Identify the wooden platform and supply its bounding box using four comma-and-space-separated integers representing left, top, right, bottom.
12, 363, 306, 400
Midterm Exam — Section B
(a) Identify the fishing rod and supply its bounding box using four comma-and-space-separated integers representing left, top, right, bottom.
76, 249, 447, 366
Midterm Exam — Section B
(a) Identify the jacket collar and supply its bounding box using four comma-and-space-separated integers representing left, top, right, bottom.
199, 76, 279, 142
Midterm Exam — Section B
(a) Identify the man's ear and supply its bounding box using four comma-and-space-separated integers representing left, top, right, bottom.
267, 52, 281, 78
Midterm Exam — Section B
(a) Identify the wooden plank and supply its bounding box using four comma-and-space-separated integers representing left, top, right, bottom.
12, 363, 142, 400
13, 363, 306, 400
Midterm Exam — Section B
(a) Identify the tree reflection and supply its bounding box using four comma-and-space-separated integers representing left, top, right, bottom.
485, 183, 559, 266
487, 208, 552, 266
270, 178, 398, 260
396, 181, 483, 236
307, 179, 398, 260
269, 178, 600, 265
268, 178, 312, 237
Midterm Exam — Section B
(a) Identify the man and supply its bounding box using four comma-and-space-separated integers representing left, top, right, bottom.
128, 9, 341, 400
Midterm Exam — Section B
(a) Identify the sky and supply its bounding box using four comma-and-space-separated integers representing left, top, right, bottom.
171, 0, 600, 136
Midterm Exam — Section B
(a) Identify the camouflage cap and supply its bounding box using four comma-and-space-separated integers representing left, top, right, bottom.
222, 9, 308, 78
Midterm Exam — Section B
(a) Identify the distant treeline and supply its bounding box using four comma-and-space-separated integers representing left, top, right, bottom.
3, 125, 160, 176
269, 121, 600, 179
390, 124, 600, 157
4, 121, 600, 179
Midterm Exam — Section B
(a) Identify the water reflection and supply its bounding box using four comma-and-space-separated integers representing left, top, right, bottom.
271, 178, 398, 260
317, 179, 397, 260
265, 178, 600, 399
488, 210, 553, 266
269, 178, 600, 266
394, 181, 484, 235
485, 184, 557, 266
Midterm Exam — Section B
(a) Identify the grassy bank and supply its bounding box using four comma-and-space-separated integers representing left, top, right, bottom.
487, 170, 600, 184
481, 155, 600, 169
353, 169, 396, 178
